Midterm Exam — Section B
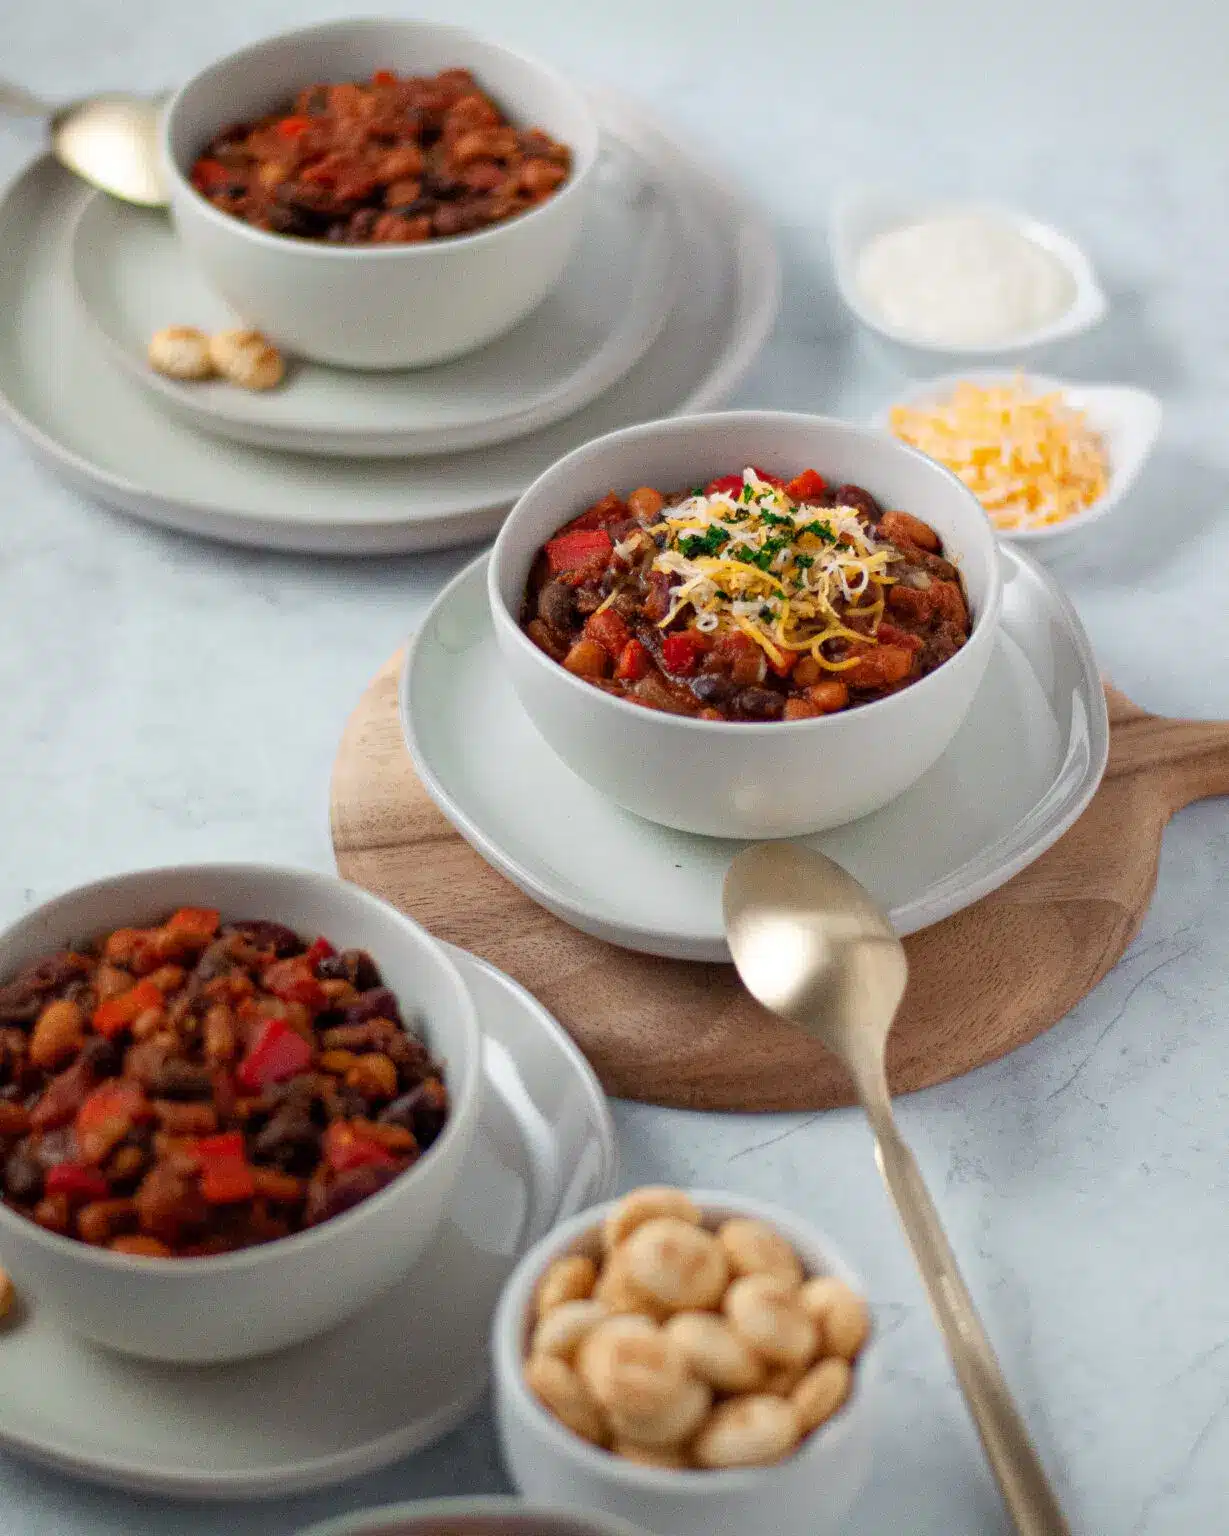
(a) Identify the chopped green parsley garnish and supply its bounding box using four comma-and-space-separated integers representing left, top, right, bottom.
678, 525, 730, 560
800, 519, 837, 544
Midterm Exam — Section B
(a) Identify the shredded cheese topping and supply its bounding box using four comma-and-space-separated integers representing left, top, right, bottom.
888, 379, 1108, 531
628, 469, 900, 669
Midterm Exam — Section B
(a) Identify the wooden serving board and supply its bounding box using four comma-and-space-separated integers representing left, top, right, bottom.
330, 655, 1229, 1112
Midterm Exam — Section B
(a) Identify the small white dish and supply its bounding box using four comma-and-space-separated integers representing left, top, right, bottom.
830, 186, 1108, 366
401, 549, 1108, 962
71, 144, 676, 457
488, 410, 1002, 839
0, 863, 481, 1364
162, 19, 599, 369
492, 1192, 879, 1536
873, 370, 1163, 556
0, 91, 779, 555
0, 945, 616, 1497
296, 1497, 656, 1536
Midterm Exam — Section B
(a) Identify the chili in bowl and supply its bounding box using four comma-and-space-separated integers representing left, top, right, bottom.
488, 411, 1002, 839
0, 865, 481, 1363
163, 19, 599, 369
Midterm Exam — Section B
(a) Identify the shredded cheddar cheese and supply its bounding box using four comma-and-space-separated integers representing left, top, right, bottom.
630, 469, 899, 669
888, 379, 1108, 531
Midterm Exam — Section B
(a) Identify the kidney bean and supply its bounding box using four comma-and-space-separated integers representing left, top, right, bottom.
226, 921, 304, 958
306, 1164, 399, 1225
735, 687, 786, 720
343, 989, 403, 1029
835, 484, 881, 520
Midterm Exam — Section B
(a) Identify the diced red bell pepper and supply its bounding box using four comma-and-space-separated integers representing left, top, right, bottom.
92, 979, 163, 1039
76, 1081, 149, 1153
544, 529, 614, 576
877, 622, 924, 654
662, 632, 702, 676
305, 936, 336, 969
45, 1163, 110, 1202
585, 607, 632, 659
785, 469, 827, 502
167, 907, 220, 939
750, 466, 787, 488
324, 1121, 400, 1175
192, 1132, 256, 1205
560, 492, 627, 533
371, 68, 398, 86
191, 158, 231, 191
275, 115, 311, 139
261, 957, 327, 1010
614, 639, 650, 682
767, 649, 798, 678
235, 1017, 314, 1092
705, 473, 744, 497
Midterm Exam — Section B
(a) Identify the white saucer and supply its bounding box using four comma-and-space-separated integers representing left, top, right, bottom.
401, 552, 1109, 962
0, 947, 616, 1498
70, 141, 677, 459
0, 90, 778, 555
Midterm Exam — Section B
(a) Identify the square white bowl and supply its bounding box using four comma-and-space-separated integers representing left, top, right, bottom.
872, 370, 1162, 555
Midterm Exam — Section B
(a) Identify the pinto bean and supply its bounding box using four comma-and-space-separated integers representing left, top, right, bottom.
880, 511, 940, 553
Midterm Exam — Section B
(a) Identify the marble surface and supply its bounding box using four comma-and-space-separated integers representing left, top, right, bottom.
2, 1, 1228, 1531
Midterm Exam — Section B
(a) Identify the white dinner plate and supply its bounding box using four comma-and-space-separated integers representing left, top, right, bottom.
70, 141, 677, 458
0, 947, 617, 1498
0, 90, 779, 555
401, 550, 1109, 962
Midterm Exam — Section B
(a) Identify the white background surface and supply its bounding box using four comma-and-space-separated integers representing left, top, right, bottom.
2, 1, 1228, 1532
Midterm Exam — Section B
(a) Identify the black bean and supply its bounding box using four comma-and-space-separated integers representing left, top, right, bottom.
316, 954, 349, 981
536, 580, 576, 636
225, 921, 304, 958
146, 1060, 214, 1100
3, 1143, 42, 1202
79, 1037, 120, 1076
344, 988, 402, 1028
252, 1107, 320, 1173
307, 1164, 401, 1225
380, 1083, 447, 1148
340, 950, 381, 990
735, 687, 785, 720
691, 675, 737, 707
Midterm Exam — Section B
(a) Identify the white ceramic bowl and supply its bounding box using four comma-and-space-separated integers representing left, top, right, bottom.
488, 410, 1003, 839
0, 864, 482, 1363
492, 1192, 882, 1536
830, 186, 1108, 368
163, 19, 599, 369
294, 1496, 655, 1536
873, 370, 1163, 557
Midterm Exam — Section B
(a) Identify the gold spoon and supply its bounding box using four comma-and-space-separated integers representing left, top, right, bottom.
1, 81, 168, 206
724, 842, 1070, 1536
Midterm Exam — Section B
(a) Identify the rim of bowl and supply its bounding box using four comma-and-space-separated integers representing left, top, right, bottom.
488, 408, 1004, 734
492, 1189, 882, 1495
828, 190, 1108, 356
0, 861, 482, 1275
872, 370, 1163, 544
162, 16, 601, 262
294, 1495, 658, 1536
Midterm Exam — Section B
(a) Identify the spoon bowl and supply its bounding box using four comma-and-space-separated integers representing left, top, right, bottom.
0, 81, 167, 206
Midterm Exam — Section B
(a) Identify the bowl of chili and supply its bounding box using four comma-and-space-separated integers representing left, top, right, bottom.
162, 19, 599, 369
0, 864, 481, 1363
488, 411, 1002, 839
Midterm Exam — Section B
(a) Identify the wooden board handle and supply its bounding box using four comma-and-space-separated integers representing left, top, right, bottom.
1106, 686, 1229, 811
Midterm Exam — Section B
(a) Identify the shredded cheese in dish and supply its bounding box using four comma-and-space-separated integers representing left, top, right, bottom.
626, 469, 901, 670
888, 379, 1108, 531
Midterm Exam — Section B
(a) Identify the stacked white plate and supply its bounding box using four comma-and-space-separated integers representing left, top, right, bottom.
0, 88, 779, 554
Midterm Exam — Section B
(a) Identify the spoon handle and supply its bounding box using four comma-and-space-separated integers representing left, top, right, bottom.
0, 82, 53, 118
871, 1114, 1071, 1535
